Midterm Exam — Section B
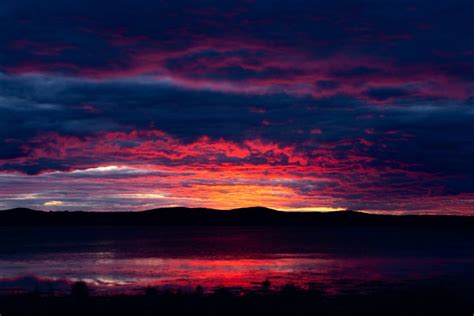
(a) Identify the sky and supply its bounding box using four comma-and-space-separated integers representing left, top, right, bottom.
0, 0, 473, 214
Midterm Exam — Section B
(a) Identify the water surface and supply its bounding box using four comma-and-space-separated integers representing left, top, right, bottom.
1, 226, 473, 294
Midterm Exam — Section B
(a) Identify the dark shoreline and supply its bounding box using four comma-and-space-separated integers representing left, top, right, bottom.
1, 280, 473, 316
2, 207, 474, 228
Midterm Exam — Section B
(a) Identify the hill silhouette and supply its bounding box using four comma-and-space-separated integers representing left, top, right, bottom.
1, 207, 474, 228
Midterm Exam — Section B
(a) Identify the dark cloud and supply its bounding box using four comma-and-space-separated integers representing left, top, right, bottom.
364, 87, 410, 101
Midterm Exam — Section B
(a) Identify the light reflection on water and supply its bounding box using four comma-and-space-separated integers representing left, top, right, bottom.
1, 226, 473, 294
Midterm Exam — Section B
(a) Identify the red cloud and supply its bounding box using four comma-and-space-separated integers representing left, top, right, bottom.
0, 128, 453, 213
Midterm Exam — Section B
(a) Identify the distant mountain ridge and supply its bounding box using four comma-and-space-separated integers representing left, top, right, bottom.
1, 206, 473, 228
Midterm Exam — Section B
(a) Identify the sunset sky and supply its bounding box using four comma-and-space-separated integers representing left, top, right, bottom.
1, 0, 473, 214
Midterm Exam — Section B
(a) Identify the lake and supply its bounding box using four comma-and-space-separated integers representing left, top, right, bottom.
1, 226, 473, 295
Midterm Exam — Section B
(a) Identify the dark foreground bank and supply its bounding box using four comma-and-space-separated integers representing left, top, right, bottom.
1, 281, 473, 316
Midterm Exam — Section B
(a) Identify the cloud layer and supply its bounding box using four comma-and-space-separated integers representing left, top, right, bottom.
0, 0, 473, 213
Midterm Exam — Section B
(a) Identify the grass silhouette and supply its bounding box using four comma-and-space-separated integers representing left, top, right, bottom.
0, 280, 472, 316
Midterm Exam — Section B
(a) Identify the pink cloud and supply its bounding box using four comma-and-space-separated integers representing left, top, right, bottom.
6, 36, 471, 101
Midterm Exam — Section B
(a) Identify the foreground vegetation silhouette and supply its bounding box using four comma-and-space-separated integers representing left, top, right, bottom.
1, 280, 472, 316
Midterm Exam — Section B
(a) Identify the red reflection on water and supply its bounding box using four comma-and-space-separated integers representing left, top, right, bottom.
1, 255, 471, 295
